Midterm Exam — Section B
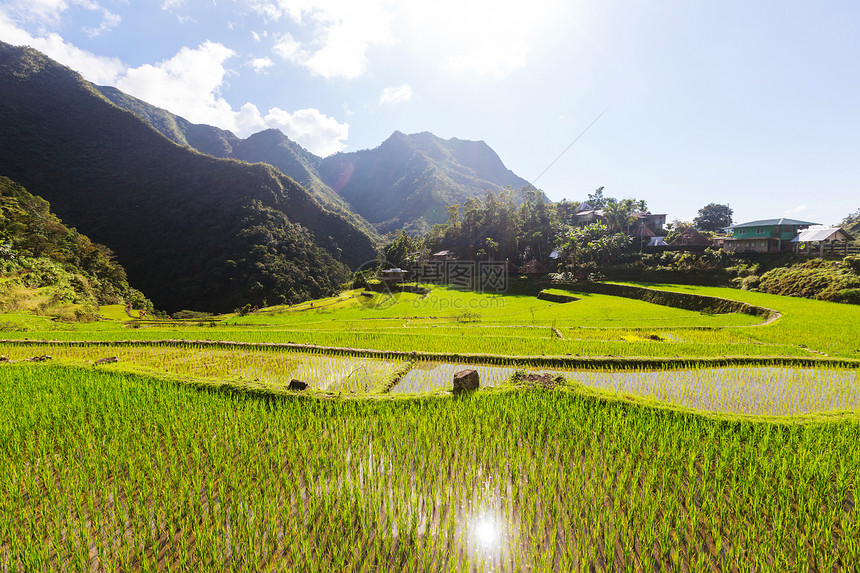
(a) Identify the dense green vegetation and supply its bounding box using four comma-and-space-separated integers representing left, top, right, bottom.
755, 257, 860, 303
843, 208, 860, 237
0, 176, 151, 319
0, 42, 377, 312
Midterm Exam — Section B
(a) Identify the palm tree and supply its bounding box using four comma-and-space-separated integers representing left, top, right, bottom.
601, 200, 636, 234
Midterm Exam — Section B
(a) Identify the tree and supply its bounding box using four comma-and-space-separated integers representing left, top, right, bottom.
556, 222, 630, 266
587, 187, 607, 208
841, 208, 860, 236
694, 203, 733, 232
381, 230, 421, 268
555, 199, 582, 225
602, 199, 639, 233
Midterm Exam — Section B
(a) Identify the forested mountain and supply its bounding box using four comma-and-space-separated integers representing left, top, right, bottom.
318, 131, 532, 234
98, 84, 531, 236
0, 41, 377, 312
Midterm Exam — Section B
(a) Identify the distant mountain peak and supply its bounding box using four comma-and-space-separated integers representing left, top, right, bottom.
318, 130, 531, 234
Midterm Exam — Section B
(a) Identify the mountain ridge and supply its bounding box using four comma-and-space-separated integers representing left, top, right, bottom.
318, 130, 533, 234
95, 85, 364, 223
96, 83, 532, 235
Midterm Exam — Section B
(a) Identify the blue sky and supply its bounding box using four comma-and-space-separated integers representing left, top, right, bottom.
1, 0, 858, 226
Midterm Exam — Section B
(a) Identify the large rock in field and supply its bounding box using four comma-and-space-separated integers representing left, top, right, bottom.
453, 369, 480, 392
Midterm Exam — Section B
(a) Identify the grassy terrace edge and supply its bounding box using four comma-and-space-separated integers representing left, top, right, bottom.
562, 281, 779, 322
2, 338, 859, 370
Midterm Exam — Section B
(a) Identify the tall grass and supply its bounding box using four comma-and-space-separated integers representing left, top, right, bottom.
0, 343, 406, 393
2, 365, 859, 571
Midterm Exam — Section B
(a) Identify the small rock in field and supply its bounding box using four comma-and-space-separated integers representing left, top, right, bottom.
94, 356, 119, 365
453, 369, 480, 393
289, 379, 308, 391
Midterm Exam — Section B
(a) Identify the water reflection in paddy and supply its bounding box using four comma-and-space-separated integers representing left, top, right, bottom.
393, 362, 860, 416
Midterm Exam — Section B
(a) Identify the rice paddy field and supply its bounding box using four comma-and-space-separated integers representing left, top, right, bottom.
2, 282, 860, 571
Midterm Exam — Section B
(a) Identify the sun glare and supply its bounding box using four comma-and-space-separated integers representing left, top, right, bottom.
474, 515, 499, 547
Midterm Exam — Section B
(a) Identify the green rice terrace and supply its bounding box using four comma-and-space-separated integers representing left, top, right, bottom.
2, 282, 860, 571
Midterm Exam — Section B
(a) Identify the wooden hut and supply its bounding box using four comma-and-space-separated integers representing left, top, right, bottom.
669, 227, 712, 250
520, 259, 548, 279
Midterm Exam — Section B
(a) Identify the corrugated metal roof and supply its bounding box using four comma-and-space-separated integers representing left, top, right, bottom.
728, 218, 819, 229
792, 227, 853, 242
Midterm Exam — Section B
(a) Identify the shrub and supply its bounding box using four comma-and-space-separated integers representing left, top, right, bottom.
837, 288, 860, 304
758, 259, 860, 303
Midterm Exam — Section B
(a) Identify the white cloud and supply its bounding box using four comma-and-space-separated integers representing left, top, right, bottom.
0, 11, 349, 155
0, 10, 126, 84
3, 0, 121, 36
263, 1, 397, 79
785, 205, 809, 215
161, 0, 186, 9
4, 0, 73, 29
250, 56, 274, 72
248, 1, 561, 82
402, 1, 561, 79
272, 33, 305, 63
379, 84, 412, 105
263, 108, 348, 156
112, 42, 347, 154
83, 8, 120, 37
115, 41, 239, 129
234, 102, 270, 135
247, 1, 284, 22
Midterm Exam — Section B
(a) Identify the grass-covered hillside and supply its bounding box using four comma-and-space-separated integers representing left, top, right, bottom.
0, 176, 150, 321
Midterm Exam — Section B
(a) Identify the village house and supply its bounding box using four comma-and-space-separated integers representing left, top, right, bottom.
520, 258, 548, 279
631, 212, 667, 233
721, 218, 819, 254
430, 250, 456, 262
573, 202, 667, 234
573, 202, 603, 225
380, 268, 406, 284
668, 227, 713, 251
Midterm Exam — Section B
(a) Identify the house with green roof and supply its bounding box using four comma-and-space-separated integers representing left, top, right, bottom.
721, 218, 819, 253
